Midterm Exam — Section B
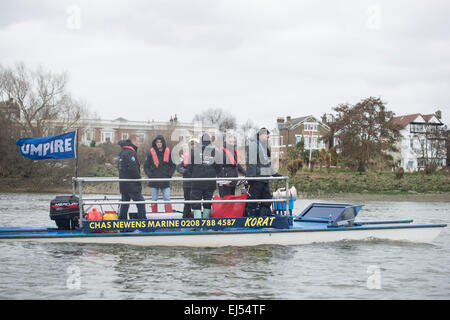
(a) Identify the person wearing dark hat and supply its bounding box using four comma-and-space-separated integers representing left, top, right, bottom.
176, 137, 199, 218
144, 135, 176, 213
245, 127, 279, 217
187, 133, 221, 219
217, 132, 246, 197
117, 134, 147, 220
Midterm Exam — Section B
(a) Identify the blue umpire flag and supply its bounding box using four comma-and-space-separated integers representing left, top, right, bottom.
16, 131, 77, 160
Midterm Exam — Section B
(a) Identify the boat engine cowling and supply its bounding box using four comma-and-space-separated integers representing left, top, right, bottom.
50, 195, 80, 230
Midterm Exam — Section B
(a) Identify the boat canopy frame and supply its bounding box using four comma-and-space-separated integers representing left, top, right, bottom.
72, 176, 291, 228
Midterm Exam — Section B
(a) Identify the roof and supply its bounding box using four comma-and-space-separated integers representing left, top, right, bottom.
391, 113, 442, 128
391, 114, 421, 128
279, 115, 330, 131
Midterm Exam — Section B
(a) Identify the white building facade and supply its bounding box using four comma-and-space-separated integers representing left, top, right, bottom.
392, 113, 447, 171
77, 117, 217, 146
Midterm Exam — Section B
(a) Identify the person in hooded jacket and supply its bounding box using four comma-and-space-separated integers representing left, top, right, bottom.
245, 128, 279, 217
144, 135, 176, 213
176, 137, 199, 218
217, 132, 246, 197
117, 135, 146, 220
187, 133, 221, 219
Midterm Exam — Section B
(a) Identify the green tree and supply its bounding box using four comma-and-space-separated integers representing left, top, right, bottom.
325, 97, 402, 172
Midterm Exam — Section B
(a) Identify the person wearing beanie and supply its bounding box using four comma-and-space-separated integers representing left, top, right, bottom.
117, 134, 147, 220
187, 133, 221, 219
245, 127, 279, 217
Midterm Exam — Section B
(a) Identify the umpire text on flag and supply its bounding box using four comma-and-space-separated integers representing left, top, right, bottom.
16, 131, 77, 160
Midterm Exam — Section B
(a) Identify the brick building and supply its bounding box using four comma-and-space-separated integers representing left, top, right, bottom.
273, 115, 331, 155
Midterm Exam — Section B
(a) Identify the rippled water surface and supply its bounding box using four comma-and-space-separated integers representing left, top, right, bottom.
0, 193, 449, 299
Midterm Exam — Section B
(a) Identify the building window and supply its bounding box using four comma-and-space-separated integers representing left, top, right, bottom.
411, 124, 425, 133
319, 137, 325, 150
303, 135, 310, 149
407, 161, 414, 169
102, 132, 114, 143
311, 136, 318, 149
84, 130, 93, 142
304, 122, 318, 132
417, 158, 425, 168
303, 134, 320, 149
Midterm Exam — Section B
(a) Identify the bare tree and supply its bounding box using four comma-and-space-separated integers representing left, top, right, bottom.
193, 107, 237, 131
0, 62, 88, 182
0, 62, 87, 137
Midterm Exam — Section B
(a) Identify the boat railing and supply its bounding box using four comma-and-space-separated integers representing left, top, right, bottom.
72, 176, 291, 227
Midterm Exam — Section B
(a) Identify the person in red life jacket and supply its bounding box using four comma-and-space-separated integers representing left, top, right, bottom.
187, 133, 221, 219
117, 135, 146, 220
217, 132, 246, 197
144, 135, 176, 213
176, 137, 199, 218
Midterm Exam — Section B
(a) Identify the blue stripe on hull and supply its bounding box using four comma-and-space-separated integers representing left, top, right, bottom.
0, 223, 446, 240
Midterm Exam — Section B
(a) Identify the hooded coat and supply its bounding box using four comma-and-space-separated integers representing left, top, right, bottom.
187, 133, 221, 190
144, 135, 176, 189
117, 139, 142, 194
245, 132, 276, 178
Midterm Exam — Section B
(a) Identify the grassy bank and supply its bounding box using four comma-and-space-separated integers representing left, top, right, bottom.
273, 169, 450, 199
1, 169, 449, 202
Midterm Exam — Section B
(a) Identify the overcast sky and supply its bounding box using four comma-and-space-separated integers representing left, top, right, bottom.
1, 0, 449, 129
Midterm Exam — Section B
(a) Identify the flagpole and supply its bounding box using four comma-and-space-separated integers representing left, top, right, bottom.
75, 128, 79, 177
308, 125, 313, 169
73, 129, 79, 195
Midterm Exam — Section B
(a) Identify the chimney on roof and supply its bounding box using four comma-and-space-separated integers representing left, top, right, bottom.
435, 110, 442, 120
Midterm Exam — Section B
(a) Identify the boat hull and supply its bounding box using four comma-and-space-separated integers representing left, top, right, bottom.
0, 224, 445, 247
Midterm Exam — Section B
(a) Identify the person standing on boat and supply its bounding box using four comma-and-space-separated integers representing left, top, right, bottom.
188, 133, 221, 219
144, 135, 176, 213
217, 132, 246, 197
245, 128, 279, 217
176, 137, 199, 218
117, 135, 147, 220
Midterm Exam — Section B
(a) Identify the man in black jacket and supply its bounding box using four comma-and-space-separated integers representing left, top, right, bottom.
117, 135, 146, 220
245, 128, 279, 217
176, 137, 199, 218
187, 133, 221, 219
144, 135, 176, 213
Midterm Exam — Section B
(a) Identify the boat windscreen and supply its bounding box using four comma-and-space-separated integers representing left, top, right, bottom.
302, 206, 343, 220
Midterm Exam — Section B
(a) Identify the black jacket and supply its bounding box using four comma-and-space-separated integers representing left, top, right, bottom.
187, 134, 221, 190
217, 144, 246, 187
144, 135, 176, 189
117, 139, 142, 194
246, 136, 276, 180
176, 149, 193, 188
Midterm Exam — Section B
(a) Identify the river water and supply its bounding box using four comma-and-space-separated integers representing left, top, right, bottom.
0, 192, 449, 300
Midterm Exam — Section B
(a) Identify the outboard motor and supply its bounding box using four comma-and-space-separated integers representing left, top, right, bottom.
50, 195, 80, 230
